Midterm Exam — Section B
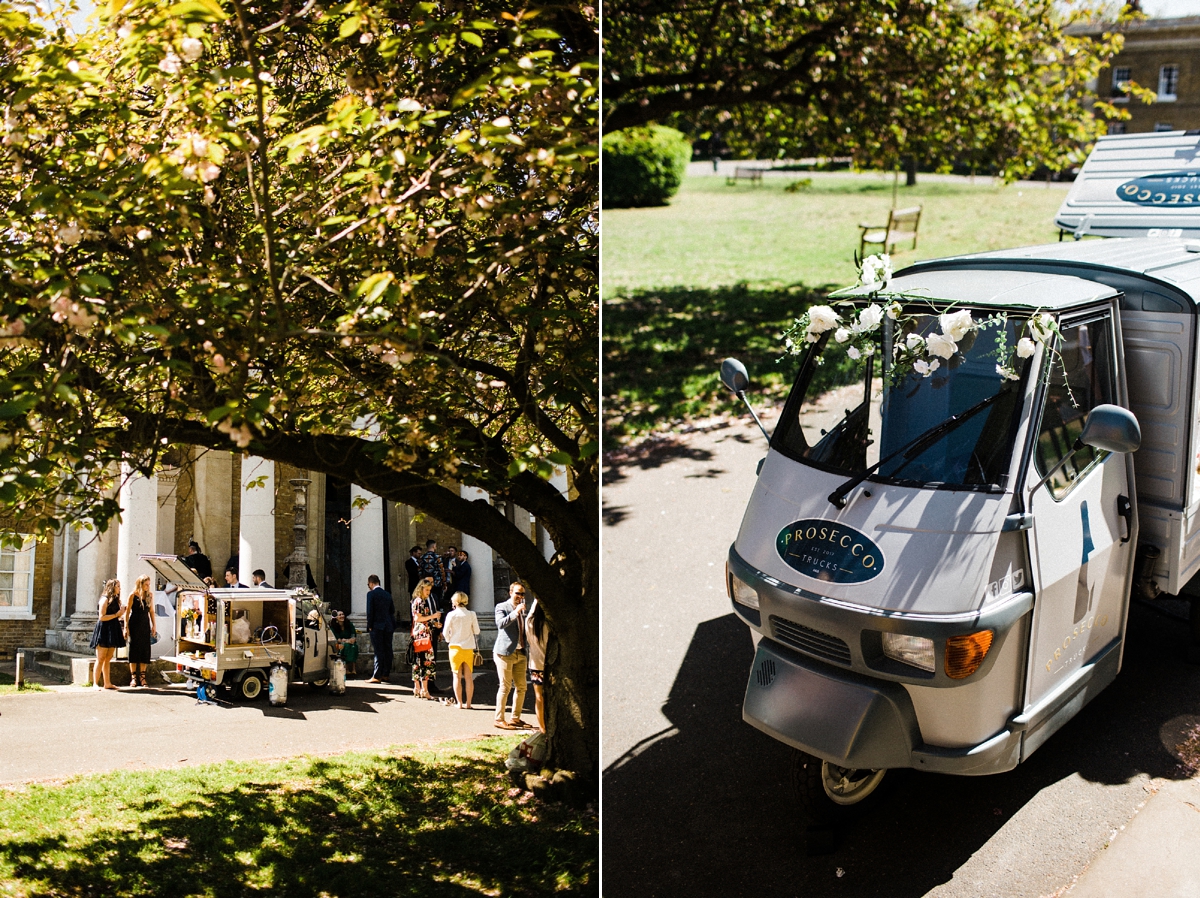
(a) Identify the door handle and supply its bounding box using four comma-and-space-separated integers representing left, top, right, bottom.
1117, 495, 1132, 544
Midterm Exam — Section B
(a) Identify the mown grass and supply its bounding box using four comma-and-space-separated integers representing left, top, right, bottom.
603, 172, 1070, 441
0, 737, 596, 897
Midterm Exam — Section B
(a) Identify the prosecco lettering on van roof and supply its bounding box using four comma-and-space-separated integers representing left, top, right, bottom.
1115, 171, 1200, 206
775, 520, 884, 584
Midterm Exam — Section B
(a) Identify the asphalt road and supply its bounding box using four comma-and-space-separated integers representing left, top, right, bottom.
602, 412, 1200, 898
0, 669, 529, 784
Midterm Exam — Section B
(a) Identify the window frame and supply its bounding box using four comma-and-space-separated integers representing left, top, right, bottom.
1158, 64, 1178, 101
0, 535, 37, 621
1111, 66, 1131, 102
1031, 313, 1119, 502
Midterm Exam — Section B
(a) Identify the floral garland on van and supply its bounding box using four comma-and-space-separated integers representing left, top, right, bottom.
781, 253, 1062, 384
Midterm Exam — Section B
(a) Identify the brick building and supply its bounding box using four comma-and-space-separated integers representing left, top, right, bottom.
1092, 16, 1200, 134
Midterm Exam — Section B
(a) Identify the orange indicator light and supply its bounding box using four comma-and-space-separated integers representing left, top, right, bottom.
945, 630, 994, 679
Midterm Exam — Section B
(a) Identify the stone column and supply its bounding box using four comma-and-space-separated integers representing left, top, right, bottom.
537, 467, 569, 562
238, 456, 275, 586
459, 485, 496, 612
116, 464, 158, 594
349, 485, 384, 622
157, 468, 180, 556
193, 449, 233, 574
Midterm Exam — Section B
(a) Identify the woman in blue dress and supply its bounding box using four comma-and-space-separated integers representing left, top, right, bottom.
88, 579, 126, 689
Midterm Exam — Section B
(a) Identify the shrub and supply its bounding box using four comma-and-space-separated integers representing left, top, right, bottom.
602, 126, 692, 208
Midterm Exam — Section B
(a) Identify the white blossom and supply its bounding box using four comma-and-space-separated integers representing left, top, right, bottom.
859, 253, 893, 287
57, 222, 81, 245
806, 305, 840, 335
857, 303, 884, 332
1029, 312, 1055, 343
198, 160, 221, 182
834, 327, 851, 343
158, 52, 182, 75
847, 345, 861, 360
886, 300, 902, 320
905, 333, 925, 351
914, 358, 940, 377
939, 310, 974, 342
136, 228, 152, 240
180, 37, 204, 62
1016, 337, 1036, 358
996, 364, 1021, 381
926, 332, 958, 359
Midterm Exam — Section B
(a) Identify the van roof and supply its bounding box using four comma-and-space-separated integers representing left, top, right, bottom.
901, 237, 1200, 310
1056, 131, 1200, 238
840, 266, 1119, 311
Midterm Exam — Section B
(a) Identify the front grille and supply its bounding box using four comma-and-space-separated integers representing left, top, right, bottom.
770, 616, 852, 666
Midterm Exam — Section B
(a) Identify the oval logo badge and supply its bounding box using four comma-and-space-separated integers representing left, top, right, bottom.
776, 519, 884, 584
1115, 171, 1200, 207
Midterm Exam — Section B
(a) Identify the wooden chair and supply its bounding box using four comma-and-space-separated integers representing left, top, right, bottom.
859, 205, 922, 257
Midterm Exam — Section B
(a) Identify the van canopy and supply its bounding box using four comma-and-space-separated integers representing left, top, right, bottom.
1056, 131, 1200, 238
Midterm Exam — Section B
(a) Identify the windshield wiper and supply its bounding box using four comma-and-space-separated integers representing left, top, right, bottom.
827, 390, 1007, 509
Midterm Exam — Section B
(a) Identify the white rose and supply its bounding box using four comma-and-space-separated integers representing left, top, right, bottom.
939, 310, 974, 342
913, 359, 934, 377
926, 332, 958, 359
886, 300, 902, 320
180, 37, 204, 62
857, 304, 884, 332
905, 333, 925, 351
847, 345, 861, 360
1016, 337, 1036, 359
834, 327, 850, 343
806, 305, 840, 335
1029, 312, 1055, 343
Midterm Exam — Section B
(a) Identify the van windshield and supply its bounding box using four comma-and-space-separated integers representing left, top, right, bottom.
772, 310, 1029, 490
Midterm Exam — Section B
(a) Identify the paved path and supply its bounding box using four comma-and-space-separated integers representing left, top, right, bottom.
602, 413, 1200, 898
0, 670, 535, 784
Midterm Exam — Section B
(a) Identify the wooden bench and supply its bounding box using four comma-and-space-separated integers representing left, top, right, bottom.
859, 205, 922, 257
726, 166, 766, 186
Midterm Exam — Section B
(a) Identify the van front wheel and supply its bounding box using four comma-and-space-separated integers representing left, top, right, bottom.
792, 750, 886, 820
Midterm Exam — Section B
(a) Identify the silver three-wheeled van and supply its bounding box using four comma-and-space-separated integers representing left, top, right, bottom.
723, 131, 1200, 816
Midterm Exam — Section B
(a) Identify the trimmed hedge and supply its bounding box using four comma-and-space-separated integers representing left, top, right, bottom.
602, 126, 692, 208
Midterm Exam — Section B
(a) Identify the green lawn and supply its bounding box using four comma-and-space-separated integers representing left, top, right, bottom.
0, 738, 596, 897
603, 172, 1071, 440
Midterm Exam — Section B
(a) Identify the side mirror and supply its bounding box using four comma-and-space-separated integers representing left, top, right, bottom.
1080, 404, 1141, 454
720, 358, 750, 395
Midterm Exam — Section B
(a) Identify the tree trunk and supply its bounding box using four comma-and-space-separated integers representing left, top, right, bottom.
544, 557, 599, 782
905, 155, 918, 187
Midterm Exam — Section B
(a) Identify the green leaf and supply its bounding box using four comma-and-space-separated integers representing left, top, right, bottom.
460, 31, 482, 47
339, 15, 361, 38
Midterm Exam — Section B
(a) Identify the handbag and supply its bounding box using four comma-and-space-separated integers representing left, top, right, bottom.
473, 650, 484, 667
411, 626, 432, 654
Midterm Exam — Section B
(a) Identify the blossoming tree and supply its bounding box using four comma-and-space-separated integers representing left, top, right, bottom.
0, 0, 598, 777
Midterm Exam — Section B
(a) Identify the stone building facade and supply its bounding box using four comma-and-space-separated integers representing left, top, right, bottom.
0, 449, 563, 666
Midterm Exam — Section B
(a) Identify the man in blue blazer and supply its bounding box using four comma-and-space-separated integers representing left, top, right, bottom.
364, 574, 395, 683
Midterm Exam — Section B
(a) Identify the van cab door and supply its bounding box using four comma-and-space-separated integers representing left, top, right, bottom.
1024, 310, 1136, 716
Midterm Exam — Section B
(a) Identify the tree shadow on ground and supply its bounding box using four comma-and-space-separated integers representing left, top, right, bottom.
603, 284, 829, 443
0, 745, 595, 897
602, 602, 1200, 897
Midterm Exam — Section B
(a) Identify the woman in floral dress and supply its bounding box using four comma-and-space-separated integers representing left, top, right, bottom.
410, 577, 440, 699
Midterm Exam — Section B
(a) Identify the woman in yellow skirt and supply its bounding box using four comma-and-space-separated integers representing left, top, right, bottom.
441, 591, 480, 708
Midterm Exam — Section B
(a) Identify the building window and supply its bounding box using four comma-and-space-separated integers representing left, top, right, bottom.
1107, 122, 1127, 135
1155, 123, 1175, 132
1159, 64, 1178, 101
0, 536, 36, 620
1111, 66, 1131, 102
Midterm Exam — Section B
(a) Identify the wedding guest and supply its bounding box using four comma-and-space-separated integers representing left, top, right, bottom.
89, 579, 125, 690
